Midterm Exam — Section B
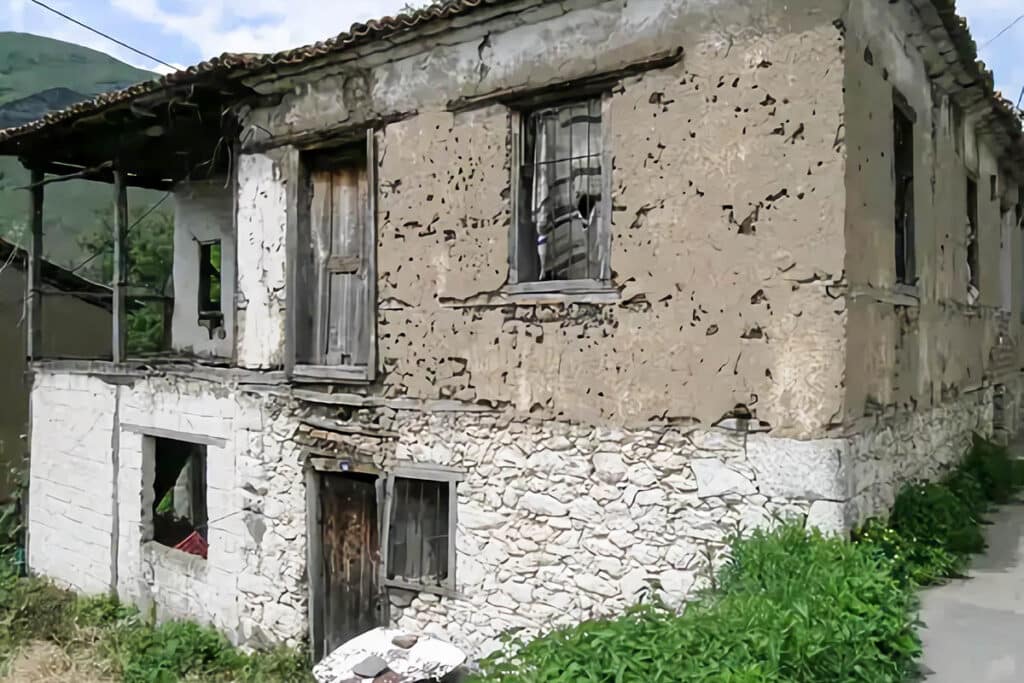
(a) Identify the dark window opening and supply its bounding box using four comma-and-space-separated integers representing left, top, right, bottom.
386, 478, 451, 588
967, 177, 980, 304
893, 95, 916, 285
991, 175, 999, 202
951, 101, 964, 158
198, 240, 222, 321
152, 438, 208, 558
517, 98, 606, 283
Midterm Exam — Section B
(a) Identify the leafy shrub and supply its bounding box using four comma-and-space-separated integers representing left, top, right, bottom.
853, 518, 964, 586
942, 468, 988, 521
889, 482, 985, 557
475, 524, 920, 683
962, 434, 1021, 505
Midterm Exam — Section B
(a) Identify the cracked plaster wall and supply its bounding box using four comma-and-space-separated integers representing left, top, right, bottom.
236, 152, 289, 370
842, 0, 1024, 423
242, 0, 849, 438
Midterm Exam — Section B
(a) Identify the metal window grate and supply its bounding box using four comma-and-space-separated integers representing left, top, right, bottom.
521, 99, 603, 281
386, 478, 450, 586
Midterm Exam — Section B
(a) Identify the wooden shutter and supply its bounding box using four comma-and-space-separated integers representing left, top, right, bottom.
308, 131, 377, 376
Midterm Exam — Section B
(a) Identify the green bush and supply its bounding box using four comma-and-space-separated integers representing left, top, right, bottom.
962, 434, 1021, 505
889, 482, 986, 557
474, 524, 921, 683
853, 518, 965, 587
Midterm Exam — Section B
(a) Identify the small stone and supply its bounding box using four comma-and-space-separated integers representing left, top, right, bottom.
634, 488, 667, 507
691, 459, 756, 498
627, 464, 659, 487
392, 634, 419, 649
352, 655, 388, 678
521, 492, 568, 516
575, 573, 618, 598
544, 435, 574, 451
569, 496, 604, 520
608, 529, 636, 549
594, 452, 628, 484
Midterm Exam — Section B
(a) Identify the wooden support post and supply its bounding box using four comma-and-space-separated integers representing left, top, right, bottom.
26, 168, 43, 360
113, 169, 128, 363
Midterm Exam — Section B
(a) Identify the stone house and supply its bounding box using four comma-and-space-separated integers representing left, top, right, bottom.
1, 0, 1022, 661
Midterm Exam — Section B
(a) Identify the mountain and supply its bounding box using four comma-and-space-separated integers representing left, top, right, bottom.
0, 32, 159, 269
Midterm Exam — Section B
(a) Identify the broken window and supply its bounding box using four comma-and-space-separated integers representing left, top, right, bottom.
198, 239, 222, 322
893, 92, 916, 286
294, 133, 377, 378
967, 177, 980, 305
513, 97, 609, 284
384, 476, 456, 592
151, 437, 208, 558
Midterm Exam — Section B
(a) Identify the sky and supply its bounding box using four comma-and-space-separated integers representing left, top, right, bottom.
1, 0, 1021, 105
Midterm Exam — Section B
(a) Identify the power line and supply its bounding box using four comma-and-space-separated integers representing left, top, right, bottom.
980, 13, 1024, 50
70, 192, 172, 275
28, 0, 176, 70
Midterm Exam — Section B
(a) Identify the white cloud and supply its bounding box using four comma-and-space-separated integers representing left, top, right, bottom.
107, 0, 411, 60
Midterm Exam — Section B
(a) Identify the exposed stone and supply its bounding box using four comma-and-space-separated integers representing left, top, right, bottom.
691, 459, 757, 498
521, 493, 568, 516
593, 452, 628, 484
575, 573, 618, 598
746, 435, 849, 500
806, 500, 849, 536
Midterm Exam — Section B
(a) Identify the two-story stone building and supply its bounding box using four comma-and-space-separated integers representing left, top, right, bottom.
2, 0, 1022, 661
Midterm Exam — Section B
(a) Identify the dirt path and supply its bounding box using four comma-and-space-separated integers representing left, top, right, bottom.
1, 641, 115, 683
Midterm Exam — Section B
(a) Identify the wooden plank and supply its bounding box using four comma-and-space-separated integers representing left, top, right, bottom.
304, 467, 325, 660
310, 170, 333, 364
325, 255, 361, 274
598, 92, 614, 282
112, 169, 128, 363
365, 129, 379, 381
26, 167, 43, 360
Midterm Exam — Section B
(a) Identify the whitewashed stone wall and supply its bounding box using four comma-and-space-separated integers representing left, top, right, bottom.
28, 370, 307, 648
299, 410, 842, 657
29, 367, 1022, 660
28, 371, 117, 594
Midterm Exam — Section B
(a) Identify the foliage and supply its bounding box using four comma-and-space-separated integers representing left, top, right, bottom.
475, 524, 921, 683
0, 571, 313, 682
853, 518, 965, 587
78, 202, 175, 354
961, 434, 1024, 505
889, 482, 986, 557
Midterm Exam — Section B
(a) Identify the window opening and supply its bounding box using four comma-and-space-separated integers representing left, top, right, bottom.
385, 477, 455, 591
967, 177, 980, 305
198, 239, 222, 322
517, 98, 605, 282
893, 95, 915, 285
151, 438, 208, 558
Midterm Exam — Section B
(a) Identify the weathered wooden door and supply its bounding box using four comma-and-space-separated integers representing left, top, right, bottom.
318, 472, 380, 658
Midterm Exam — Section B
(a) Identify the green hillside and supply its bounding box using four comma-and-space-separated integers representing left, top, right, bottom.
0, 32, 159, 269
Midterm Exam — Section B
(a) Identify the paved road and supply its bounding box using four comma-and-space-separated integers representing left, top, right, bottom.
919, 503, 1024, 682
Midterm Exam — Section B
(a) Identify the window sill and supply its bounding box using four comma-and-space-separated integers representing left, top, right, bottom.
292, 364, 373, 384
849, 284, 920, 307
440, 280, 619, 308
142, 540, 208, 572
384, 578, 460, 599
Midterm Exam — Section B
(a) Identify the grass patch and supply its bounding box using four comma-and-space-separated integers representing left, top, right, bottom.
474, 433, 1024, 682
0, 574, 312, 682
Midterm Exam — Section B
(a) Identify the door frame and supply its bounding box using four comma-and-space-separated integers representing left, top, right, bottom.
305, 457, 386, 662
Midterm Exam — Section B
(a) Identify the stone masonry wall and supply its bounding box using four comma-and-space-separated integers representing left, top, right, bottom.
297, 408, 847, 658
28, 369, 308, 648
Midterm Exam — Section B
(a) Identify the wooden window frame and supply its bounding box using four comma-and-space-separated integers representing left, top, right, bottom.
507, 91, 614, 294
286, 130, 379, 383
380, 464, 462, 598
892, 90, 917, 289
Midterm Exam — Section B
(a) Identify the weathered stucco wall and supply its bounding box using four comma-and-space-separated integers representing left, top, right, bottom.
842, 0, 1022, 423
172, 179, 235, 358
235, 152, 288, 370
242, 0, 849, 437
